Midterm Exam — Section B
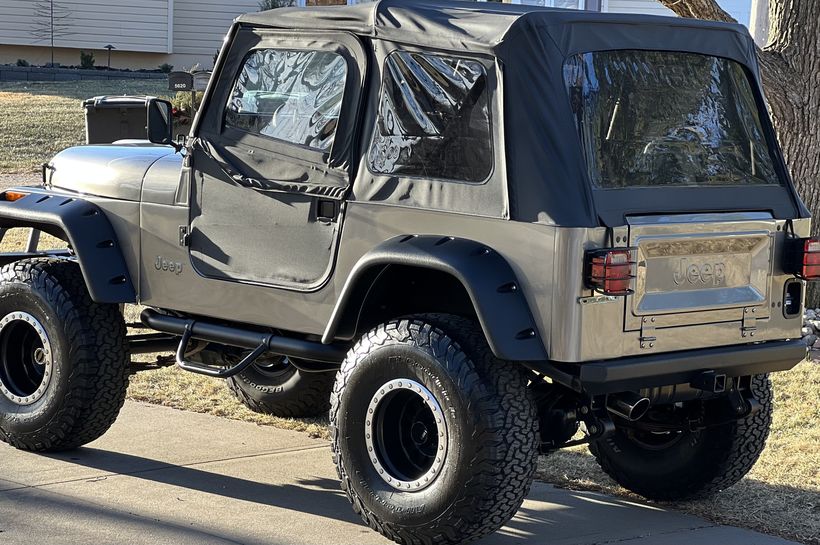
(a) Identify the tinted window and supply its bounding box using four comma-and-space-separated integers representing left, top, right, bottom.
564, 51, 780, 188
225, 49, 347, 151
369, 51, 492, 183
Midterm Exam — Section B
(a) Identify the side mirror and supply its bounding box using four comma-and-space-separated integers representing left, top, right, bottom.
147, 98, 174, 146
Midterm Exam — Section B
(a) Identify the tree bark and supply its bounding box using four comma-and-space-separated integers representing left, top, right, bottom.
658, 0, 820, 304
657, 0, 735, 21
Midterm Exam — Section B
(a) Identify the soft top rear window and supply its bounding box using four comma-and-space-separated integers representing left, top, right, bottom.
564, 51, 781, 189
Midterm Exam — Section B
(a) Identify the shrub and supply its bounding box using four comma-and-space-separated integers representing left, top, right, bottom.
158, 63, 174, 74
80, 50, 95, 69
258, 0, 294, 10
170, 91, 205, 124
171, 90, 204, 111
15, 59, 30, 67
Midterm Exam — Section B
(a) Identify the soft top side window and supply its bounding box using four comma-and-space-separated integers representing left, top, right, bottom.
225, 48, 348, 152
368, 51, 493, 183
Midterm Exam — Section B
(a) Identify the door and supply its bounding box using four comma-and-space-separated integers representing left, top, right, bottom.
188, 28, 366, 290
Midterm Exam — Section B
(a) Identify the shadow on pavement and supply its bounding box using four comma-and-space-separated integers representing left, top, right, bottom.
3, 443, 800, 544
28, 446, 712, 545
534, 448, 816, 545
0, 486, 254, 545
43, 447, 363, 525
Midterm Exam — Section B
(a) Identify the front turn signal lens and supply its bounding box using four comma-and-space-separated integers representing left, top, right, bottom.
1, 191, 29, 202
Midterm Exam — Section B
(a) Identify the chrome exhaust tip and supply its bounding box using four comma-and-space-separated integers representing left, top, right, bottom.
607, 392, 651, 422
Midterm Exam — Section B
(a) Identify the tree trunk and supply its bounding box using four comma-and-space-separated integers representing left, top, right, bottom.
658, 0, 820, 304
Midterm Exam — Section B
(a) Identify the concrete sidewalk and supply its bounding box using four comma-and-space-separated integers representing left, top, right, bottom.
0, 402, 797, 545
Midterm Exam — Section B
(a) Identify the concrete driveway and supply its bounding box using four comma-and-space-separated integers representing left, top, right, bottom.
0, 402, 797, 545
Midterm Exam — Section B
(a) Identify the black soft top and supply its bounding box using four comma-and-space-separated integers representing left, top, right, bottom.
237, 0, 754, 57
231, 1, 803, 226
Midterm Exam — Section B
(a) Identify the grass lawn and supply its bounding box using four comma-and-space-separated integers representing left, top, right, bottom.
0, 80, 170, 174
0, 81, 818, 545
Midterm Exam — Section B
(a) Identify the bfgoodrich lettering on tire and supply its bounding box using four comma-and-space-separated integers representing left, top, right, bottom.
330, 314, 538, 545
0, 258, 129, 452
222, 353, 335, 418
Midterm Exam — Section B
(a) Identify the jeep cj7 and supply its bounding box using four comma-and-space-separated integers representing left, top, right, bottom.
0, 2, 810, 544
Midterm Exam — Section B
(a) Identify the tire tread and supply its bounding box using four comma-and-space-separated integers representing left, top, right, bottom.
226, 368, 334, 418
590, 374, 773, 501
0, 258, 129, 451
330, 313, 538, 545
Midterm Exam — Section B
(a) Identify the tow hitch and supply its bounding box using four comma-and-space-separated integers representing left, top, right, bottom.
692, 376, 762, 430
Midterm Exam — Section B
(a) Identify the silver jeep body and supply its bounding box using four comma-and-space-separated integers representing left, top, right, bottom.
0, 0, 809, 382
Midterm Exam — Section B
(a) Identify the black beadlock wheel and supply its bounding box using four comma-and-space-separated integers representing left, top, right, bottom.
330, 314, 539, 545
0, 258, 129, 452
225, 353, 335, 418
589, 374, 773, 501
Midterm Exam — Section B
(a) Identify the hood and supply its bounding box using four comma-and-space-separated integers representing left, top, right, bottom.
48, 143, 179, 201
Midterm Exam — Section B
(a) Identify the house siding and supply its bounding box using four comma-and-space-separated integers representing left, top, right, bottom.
604, 0, 751, 25
0, 0, 260, 69
604, 0, 674, 17
0, 0, 170, 53
173, 0, 259, 56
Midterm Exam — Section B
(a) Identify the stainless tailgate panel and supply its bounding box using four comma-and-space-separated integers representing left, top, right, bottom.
625, 213, 775, 331
634, 232, 772, 314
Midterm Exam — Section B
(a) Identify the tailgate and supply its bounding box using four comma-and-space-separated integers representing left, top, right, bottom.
625, 213, 775, 332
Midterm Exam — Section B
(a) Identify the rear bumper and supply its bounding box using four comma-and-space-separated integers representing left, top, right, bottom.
530, 340, 806, 394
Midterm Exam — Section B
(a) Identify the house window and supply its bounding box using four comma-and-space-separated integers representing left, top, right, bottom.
225, 48, 347, 151
368, 51, 493, 183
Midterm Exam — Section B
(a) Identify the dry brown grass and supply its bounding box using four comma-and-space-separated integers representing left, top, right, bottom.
127, 362, 330, 440
0, 228, 64, 252
0, 80, 169, 174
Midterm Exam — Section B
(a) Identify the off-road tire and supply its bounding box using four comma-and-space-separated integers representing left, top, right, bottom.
589, 374, 773, 501
226, 362, 334, 418
0, 258, 129, 452
330, 314, 539, 545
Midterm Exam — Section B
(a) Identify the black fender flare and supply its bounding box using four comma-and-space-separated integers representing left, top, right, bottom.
0, 192, 136, 304
323, 235, 548, 362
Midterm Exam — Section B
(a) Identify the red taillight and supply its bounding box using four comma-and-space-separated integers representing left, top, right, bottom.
799, 238, 820, 280
785, 237, 820, 280
585, 248, 636, 296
